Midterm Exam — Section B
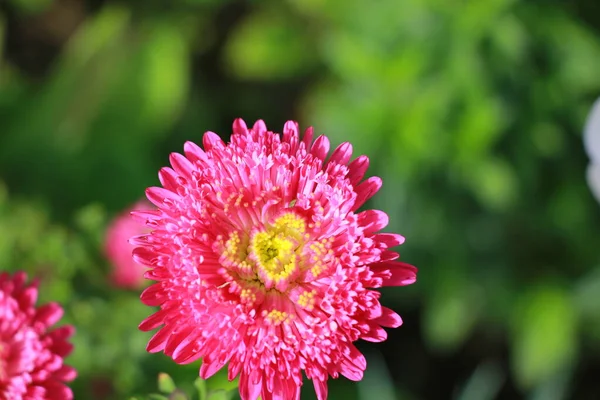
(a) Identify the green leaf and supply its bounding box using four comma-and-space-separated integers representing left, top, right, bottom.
8, 0, 52, 14
357, 350, 395, 400
194, 378, 208, 400
147, 395, 170, 400
206, 390, 232, 400
0, 180, 7, 207
456, 361, 505, 400
574, 267, 600, 317
158, 373, 177, 394
511, 285, 578, 389
204, 368, 239, 392
64, 5, 130, 67
223, 9, 315, 80
466, 157, 518, 211
423, 272, 482, 353
529, 367, 573, 400
137, 22, 189, 131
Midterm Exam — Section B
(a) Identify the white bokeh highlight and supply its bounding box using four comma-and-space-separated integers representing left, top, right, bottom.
584, 98, 600, 203
587, 164, 600, 203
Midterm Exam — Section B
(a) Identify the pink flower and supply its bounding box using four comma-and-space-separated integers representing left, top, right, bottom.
0, 271, 76, 400
104, 201, 151, 289
135, 119, 417, 400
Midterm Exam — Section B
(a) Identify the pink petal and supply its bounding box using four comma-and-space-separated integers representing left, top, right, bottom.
203, 131, 224, 150
353, 176, 382, 210
370, 261, 417, 286
49, 326, 75, 341
34, 303, 63, 327
170, 152, 195, 179
340, 345, 366, 381
373, 232, 405, 247
140, 284, 165, 306
130, 210, 160, 225
347, 155, 369, 186
375, 307, 403, 328
147, 324, 175, 353
158, 167, 179, 191
313, 379, 328, 400
302, 126, 314, 148
139, 309, 166, 331
239, 371, 263, 400
146, 187, 179, 208
328, 142, 353, 166
310, 135, 331, 161
200, 356, 229, 379
233, 118, 249, 135
44, 381, 73, 400
357, 209, 389, 233
361, 325, 388, 342
18, 286, 38, 310
131, 247, 156, 267
53, 365, 77, 381
183, 140, 207, 163
283, 120, 300, 144
253, 120, 267, 135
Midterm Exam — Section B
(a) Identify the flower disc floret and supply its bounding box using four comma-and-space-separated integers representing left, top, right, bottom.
134, 119, 417, 400
223, 212, 305, 293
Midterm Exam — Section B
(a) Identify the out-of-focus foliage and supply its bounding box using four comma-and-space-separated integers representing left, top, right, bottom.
1, 0, 600, 398
129, 373, 237, 400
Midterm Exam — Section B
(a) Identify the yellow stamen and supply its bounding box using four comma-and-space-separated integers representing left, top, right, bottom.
297, 289, 317, 311
264, 309, 293, 325
248, 213, 307, 290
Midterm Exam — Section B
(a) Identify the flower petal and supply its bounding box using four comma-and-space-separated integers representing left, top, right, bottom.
375, 307, 403, 328
313, 379, 328, 400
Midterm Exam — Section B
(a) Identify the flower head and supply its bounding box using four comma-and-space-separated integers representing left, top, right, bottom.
584, 98, 600, 203
135, 119, 417, 400
105, 200, 152, 289
0, 271, 76, 400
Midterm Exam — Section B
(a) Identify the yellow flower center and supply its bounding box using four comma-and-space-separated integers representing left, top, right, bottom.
218, 211, 335, 309
249, 213, 306, 291
221, 212, 308, 293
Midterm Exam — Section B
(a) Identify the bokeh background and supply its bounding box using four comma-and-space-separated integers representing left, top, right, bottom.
1, 0, 600, 399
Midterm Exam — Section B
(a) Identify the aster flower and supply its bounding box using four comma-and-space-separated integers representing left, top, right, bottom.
104, 200, 152, 289
134, 119, 417, 400
0, 271, 76, 400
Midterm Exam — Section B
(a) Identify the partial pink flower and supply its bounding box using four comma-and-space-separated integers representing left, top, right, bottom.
0, 271, 76, 400
135, 119, 417, 400
104, 201, 151, 289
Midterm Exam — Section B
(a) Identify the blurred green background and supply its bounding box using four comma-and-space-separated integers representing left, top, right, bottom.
1, 0, 600, 399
